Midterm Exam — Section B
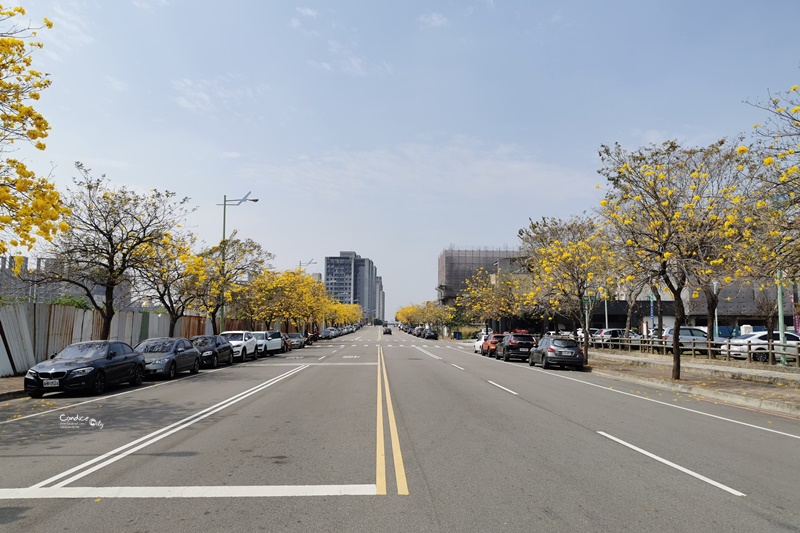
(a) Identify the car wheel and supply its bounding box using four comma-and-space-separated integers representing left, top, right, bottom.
240, 349, 248, 362
494, 350, 500, 360
753, 350, 767, 362
211, 355, 219, 369
528, 355, 535, 366
541, 356, 549, 369
574, 364, 583, 372
28, 391, 44, 398
167, 362, 177, 379
190, 358, 200, 374
93, 371, 107, 394
226, 353, 233, 365
130, 365, 144, 386
503, 351, 510, 362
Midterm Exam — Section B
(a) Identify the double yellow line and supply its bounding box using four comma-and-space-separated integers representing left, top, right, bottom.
376, 347, 409, 495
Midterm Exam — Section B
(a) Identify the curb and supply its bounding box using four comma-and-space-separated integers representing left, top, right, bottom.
589, 368, 800, 417
0, 390, 27, 402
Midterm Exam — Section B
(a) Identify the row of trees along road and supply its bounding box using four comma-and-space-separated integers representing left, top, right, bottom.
0, 7, 363, 338
451, 84, 800, 380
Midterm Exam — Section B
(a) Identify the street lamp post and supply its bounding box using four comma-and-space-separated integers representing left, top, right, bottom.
218, 192, 258, 333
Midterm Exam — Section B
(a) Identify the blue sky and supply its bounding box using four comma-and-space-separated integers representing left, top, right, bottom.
18, 1, 800, 318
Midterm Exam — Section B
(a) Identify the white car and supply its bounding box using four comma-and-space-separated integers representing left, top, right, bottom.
220, 330, 258, 362
253, 330, 283, 356
722, 331, 800, 362
474, 334, 488, 353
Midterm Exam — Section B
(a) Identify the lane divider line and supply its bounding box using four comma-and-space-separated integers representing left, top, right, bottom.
597, 431, 746, 497
451, 364, 465, 371
487, 381, 518, 396
32, 365, 309, 489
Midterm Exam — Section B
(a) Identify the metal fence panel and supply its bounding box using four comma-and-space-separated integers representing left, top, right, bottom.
0, 305, 35, 376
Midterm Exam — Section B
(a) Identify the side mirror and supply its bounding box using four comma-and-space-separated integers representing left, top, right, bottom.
176, 348, 185, 353
49, 353, 56, 360
107, 351, 117, 359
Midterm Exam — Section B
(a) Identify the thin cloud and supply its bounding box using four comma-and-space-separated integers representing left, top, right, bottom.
104, 75, 129, 92
296, 7, 318, 17
419, 13, 449, 28
172, 76, 270, 114
132, 0, 169, 10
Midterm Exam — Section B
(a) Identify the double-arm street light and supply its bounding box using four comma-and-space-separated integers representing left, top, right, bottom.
218, 191, 258, 332
298, 258, 317, 270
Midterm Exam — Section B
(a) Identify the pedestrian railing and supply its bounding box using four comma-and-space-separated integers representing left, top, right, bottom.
589, 336, 800, 367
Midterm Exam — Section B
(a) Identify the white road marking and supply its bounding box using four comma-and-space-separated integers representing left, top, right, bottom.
0, 365, 233, 426
451, 364, 465, 371
487, 381, 518, 395
318, 355, 326, 360
0, 484, 377, 499
32, 366, 309, 489
251, 363, 376, 366
414, 347, 441, 360
597, 431, 746, 496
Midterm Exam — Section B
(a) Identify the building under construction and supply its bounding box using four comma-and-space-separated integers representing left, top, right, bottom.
437, 246, 519, 307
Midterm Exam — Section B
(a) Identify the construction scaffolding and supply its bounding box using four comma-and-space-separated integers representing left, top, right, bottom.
437, 245, 519, 306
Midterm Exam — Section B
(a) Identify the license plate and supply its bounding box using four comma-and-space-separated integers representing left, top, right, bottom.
43, 379, 60, 387
559, 351, 571, 356
519, 348, 529, 352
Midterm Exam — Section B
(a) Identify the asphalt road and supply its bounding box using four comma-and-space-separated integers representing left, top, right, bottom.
1, 327, 799, 532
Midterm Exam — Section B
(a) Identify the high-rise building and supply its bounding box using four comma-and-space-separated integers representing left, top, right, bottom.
324, 251, 384, 322
437, 246, 519, 307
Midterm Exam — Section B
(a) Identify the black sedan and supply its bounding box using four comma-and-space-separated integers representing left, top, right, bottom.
24, 340, 145, 398
191, 335, 234, 368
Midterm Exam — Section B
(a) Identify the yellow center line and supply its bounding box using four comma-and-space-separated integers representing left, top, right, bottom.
381, 348, 409, 495
376, 347, 387, 495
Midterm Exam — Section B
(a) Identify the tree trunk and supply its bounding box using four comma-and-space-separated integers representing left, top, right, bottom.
100, 285, 115, 340
168, 315, 179, 337
704, 287, 718, 359
209, 310, 219, 335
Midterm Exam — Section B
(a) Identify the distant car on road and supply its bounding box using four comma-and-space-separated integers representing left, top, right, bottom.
722, 331, 800, 362
481, 334, 505, 356
287, 332, 306, 349
383, 327, 392, 335
474, 334, 489, 353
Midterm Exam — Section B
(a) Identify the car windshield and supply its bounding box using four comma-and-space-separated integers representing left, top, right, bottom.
221, 333, 243, 341
512, 335, 534, 342
288, 333, 302, 339
54, 343, 109, 360
553, 339, 578, 348
253, 332, 265, 340
731, 333, 757, 341
135, 340, 175, 353
192, 337, 214, 347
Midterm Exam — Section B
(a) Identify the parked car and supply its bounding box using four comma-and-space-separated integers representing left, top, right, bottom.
496, 333, 536, 362
135, 337, 201, 378
423, 329, 439, 340
661, 326, 710, 353
320, 329, 334, 340
594, 328, 640, 347
481, 333, 506, 356
24, 340, 145, 398
287, 332, 306, 349
190, 335, 234, 368
220, 330, 258, 362
530, 336, 584, 370
281, 333, 292, 352
383, 327, 392, 335
474, 334, 489, 353
254, 330, 283, 356
722, 331, 800, 362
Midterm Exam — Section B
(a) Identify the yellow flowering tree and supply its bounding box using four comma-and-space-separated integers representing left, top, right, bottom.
39, 166, 192, 339
519, 214, 613, 356
597, 139, 757, 377
0, 7, 69, 262
136, 231, 203, 336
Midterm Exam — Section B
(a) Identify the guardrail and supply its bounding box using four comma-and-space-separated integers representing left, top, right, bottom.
589, 336, 800, 367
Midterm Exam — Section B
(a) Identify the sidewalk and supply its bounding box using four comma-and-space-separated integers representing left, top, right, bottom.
0, 375, 25, 401
587, 349, 800, 417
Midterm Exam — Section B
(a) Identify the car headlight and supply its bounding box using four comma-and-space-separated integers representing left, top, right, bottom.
70, 367, 94, 376
201, 351, 213, 356
154, 357, 171, 364
26, 369, 37, 378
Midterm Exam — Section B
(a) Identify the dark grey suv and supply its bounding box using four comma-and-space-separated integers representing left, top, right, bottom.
496, 334, 536, 362
530, 336, 584, 370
